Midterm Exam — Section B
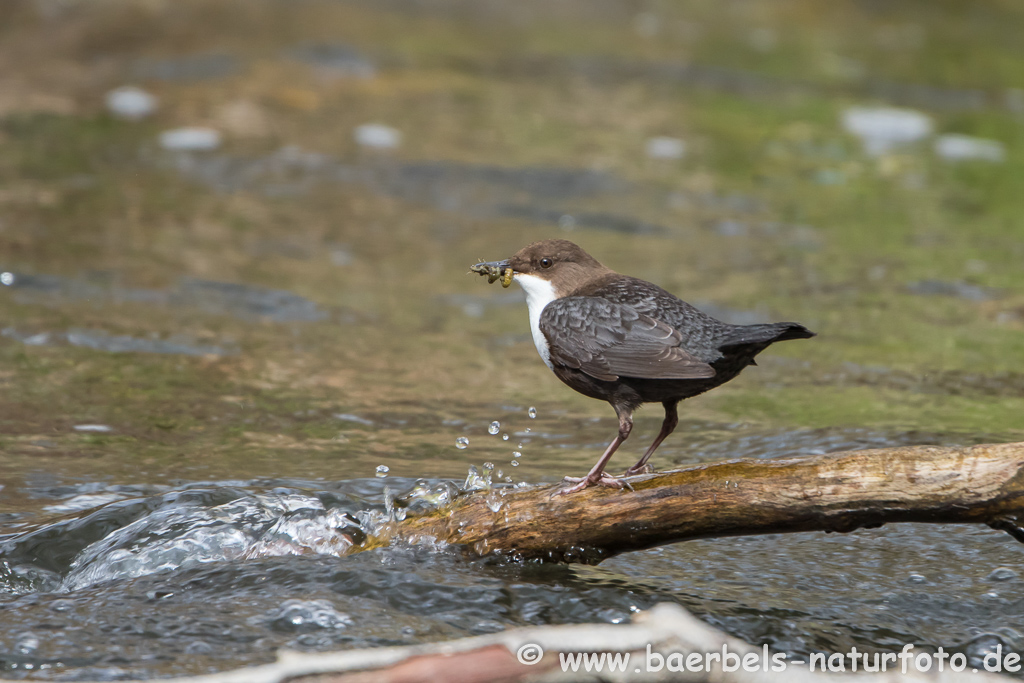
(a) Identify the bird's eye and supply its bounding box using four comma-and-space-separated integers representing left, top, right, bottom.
540, 258, 553, 268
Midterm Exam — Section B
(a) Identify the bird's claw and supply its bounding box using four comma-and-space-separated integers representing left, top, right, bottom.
624, 463, 654, 476
558, 472, 632, 495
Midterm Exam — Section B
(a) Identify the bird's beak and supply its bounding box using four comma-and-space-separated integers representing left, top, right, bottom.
470, 258, 514, 287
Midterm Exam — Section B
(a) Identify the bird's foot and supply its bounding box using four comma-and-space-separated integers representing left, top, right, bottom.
624, 463, 654, 476
558, 472, 630, 495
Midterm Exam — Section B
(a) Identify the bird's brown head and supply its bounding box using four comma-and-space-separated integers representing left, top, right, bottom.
471, 239, 611, 296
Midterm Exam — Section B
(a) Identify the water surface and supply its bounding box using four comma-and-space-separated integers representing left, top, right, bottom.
1, 0, 1023, 678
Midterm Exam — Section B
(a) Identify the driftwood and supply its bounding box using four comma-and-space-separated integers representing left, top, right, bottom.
382, 442, 1024, 562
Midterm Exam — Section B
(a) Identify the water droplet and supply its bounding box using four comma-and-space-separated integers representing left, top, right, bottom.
510, 460, 520, 467
907, 573, 927, 584
496, 470, 503, 479
463, 465, 488, 491
524, 428, 531, 434
502, 433, 509, 441
375, 465, 389, 478
512, 451, 522, 458
483, 462, 494, 471
0, 272, 14, 286
455, 436, 469, 449
488, 421, 500, 435
517, 443, 523, 449
528, 407, 537, 418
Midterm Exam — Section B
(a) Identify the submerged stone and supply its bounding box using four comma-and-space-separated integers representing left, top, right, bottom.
288, 43, 375, 79
105, 86, 158, 120
934, 134, 1006, 162
841, 106, 933, 155
907, 279, 1003, 302
3, 271, 328, 324
160, 127, 222, 151
645, 136, 686, 160
133, 53, 239, 81
354, 123, 401, 150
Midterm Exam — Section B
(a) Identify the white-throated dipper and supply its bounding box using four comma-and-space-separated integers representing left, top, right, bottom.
471, 239, 815, 494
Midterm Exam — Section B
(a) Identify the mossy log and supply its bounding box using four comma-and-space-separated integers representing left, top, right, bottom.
384, 442, 1024, 562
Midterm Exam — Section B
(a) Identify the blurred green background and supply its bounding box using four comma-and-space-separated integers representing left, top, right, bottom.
1, 0, 1022, 484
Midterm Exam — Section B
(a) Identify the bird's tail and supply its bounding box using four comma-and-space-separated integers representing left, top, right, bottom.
718, 322, 815, 347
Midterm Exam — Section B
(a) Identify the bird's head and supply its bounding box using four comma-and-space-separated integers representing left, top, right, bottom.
471, 239, 610, 297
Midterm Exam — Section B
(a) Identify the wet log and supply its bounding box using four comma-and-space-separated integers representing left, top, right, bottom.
386, 442, 1024, 562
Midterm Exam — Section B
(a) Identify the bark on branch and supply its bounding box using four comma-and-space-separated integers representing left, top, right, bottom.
384, 442, 1024, 562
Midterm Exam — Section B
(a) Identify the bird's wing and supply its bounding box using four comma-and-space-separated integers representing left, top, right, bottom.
539, 297, 716, 381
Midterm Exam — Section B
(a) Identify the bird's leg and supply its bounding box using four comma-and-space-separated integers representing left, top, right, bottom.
624, 400, 679, 476
560, 409, 633, 494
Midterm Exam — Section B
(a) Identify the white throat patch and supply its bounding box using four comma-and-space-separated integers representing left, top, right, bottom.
514, 273, 558, 369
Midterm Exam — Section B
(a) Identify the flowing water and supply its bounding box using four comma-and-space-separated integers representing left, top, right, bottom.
1, 422, 1022, 678
2, 0, 1024, 679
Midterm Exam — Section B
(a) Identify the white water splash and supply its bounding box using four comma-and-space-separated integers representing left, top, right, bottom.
62, 494, 357, 591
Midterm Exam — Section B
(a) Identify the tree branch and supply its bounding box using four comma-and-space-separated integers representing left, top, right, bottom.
385, 442, 1024, 562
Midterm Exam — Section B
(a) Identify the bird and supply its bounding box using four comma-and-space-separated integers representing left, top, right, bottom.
471, 239, 815, 494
